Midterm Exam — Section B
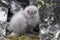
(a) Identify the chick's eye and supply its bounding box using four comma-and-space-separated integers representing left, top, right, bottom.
35, 11, 37, 13
27, 11, 29, 13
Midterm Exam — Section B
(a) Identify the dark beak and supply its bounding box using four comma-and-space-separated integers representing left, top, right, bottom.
31, 13, 34, 17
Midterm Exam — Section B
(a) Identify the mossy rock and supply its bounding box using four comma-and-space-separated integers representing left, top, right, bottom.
6, 35, 18, 40
6, 35, 40, 40
18, 35, 33, 40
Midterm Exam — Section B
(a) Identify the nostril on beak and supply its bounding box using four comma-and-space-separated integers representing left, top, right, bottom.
31, 13, 34, 17
31, 14, 34, 16
30, 12, 34, 17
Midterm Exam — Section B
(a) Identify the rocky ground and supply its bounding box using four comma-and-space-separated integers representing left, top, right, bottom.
0, 0, 60, 40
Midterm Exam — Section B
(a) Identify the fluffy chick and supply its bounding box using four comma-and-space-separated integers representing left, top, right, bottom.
23, 5, 40, 33
9, 5, 39, 35
9, 11, 27, 35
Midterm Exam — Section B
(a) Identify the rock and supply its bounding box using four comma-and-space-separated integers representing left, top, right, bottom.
6, 35, 40, 40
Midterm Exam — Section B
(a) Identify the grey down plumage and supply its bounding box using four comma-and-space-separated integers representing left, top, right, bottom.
9, 5, 40, 35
